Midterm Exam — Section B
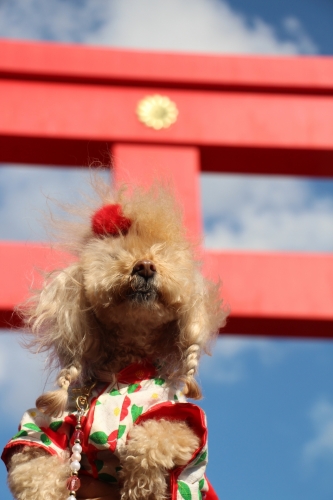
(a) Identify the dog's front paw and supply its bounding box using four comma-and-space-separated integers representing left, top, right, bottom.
120, 455, 167, 500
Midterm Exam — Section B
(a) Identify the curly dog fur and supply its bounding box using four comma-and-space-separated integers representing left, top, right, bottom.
5, 179, 227, 500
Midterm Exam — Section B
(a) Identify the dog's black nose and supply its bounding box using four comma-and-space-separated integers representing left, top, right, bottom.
132, 260, 156, 279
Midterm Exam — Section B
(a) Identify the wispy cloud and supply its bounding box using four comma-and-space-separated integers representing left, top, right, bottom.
303, 398, 333, 464
202, 174, 333, 252
0, 0, 317, 55
0, 165, 108, 241
0, 0, 107, 43
199, 336, 283, 384
282, 16, 317, 54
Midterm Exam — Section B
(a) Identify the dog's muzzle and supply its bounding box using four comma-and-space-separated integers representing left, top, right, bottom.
128, 260, 158, 303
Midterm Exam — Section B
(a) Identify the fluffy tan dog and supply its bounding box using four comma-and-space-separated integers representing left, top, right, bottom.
2, 180, 226, 500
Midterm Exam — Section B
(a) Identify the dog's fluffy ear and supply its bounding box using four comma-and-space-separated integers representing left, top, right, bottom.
179, 277, 227, 399
24, 263, 92, 358
22, 263, 95, 416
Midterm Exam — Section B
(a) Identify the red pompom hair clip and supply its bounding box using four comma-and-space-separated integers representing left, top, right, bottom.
91, 204, 132, 237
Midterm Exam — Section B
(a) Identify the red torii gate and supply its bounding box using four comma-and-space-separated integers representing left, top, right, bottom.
0, 39, 332, 338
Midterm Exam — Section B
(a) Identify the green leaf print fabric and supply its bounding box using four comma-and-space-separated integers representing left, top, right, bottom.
2, 362, 209, 500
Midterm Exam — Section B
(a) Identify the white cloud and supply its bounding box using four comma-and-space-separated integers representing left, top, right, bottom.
303, 398, 333, 464
0, 0, 317, 55
201, 174, 333, 252
89, 0, 317, 55
199, 336, 282, 384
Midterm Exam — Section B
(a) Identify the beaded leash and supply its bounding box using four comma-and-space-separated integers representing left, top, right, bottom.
66, 382, 96, 500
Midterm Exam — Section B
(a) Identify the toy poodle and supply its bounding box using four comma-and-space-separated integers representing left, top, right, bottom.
2, 180, 226, 500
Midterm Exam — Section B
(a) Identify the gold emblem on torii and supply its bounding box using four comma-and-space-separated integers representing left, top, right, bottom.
136, 95, 179, 130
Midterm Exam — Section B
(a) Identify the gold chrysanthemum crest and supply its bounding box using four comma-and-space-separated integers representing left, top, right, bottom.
136, 95, 179, 130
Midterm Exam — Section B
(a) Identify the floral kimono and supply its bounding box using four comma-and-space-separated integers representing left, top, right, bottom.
2, 361, 218, 500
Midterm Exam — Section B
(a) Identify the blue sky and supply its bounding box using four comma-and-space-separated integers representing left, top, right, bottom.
0, 1, 333, 499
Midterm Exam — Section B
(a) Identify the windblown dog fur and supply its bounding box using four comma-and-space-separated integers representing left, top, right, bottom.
5, 179, 226, 500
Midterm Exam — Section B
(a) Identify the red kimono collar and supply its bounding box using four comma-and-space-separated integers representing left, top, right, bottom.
116, 360, 157, 385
